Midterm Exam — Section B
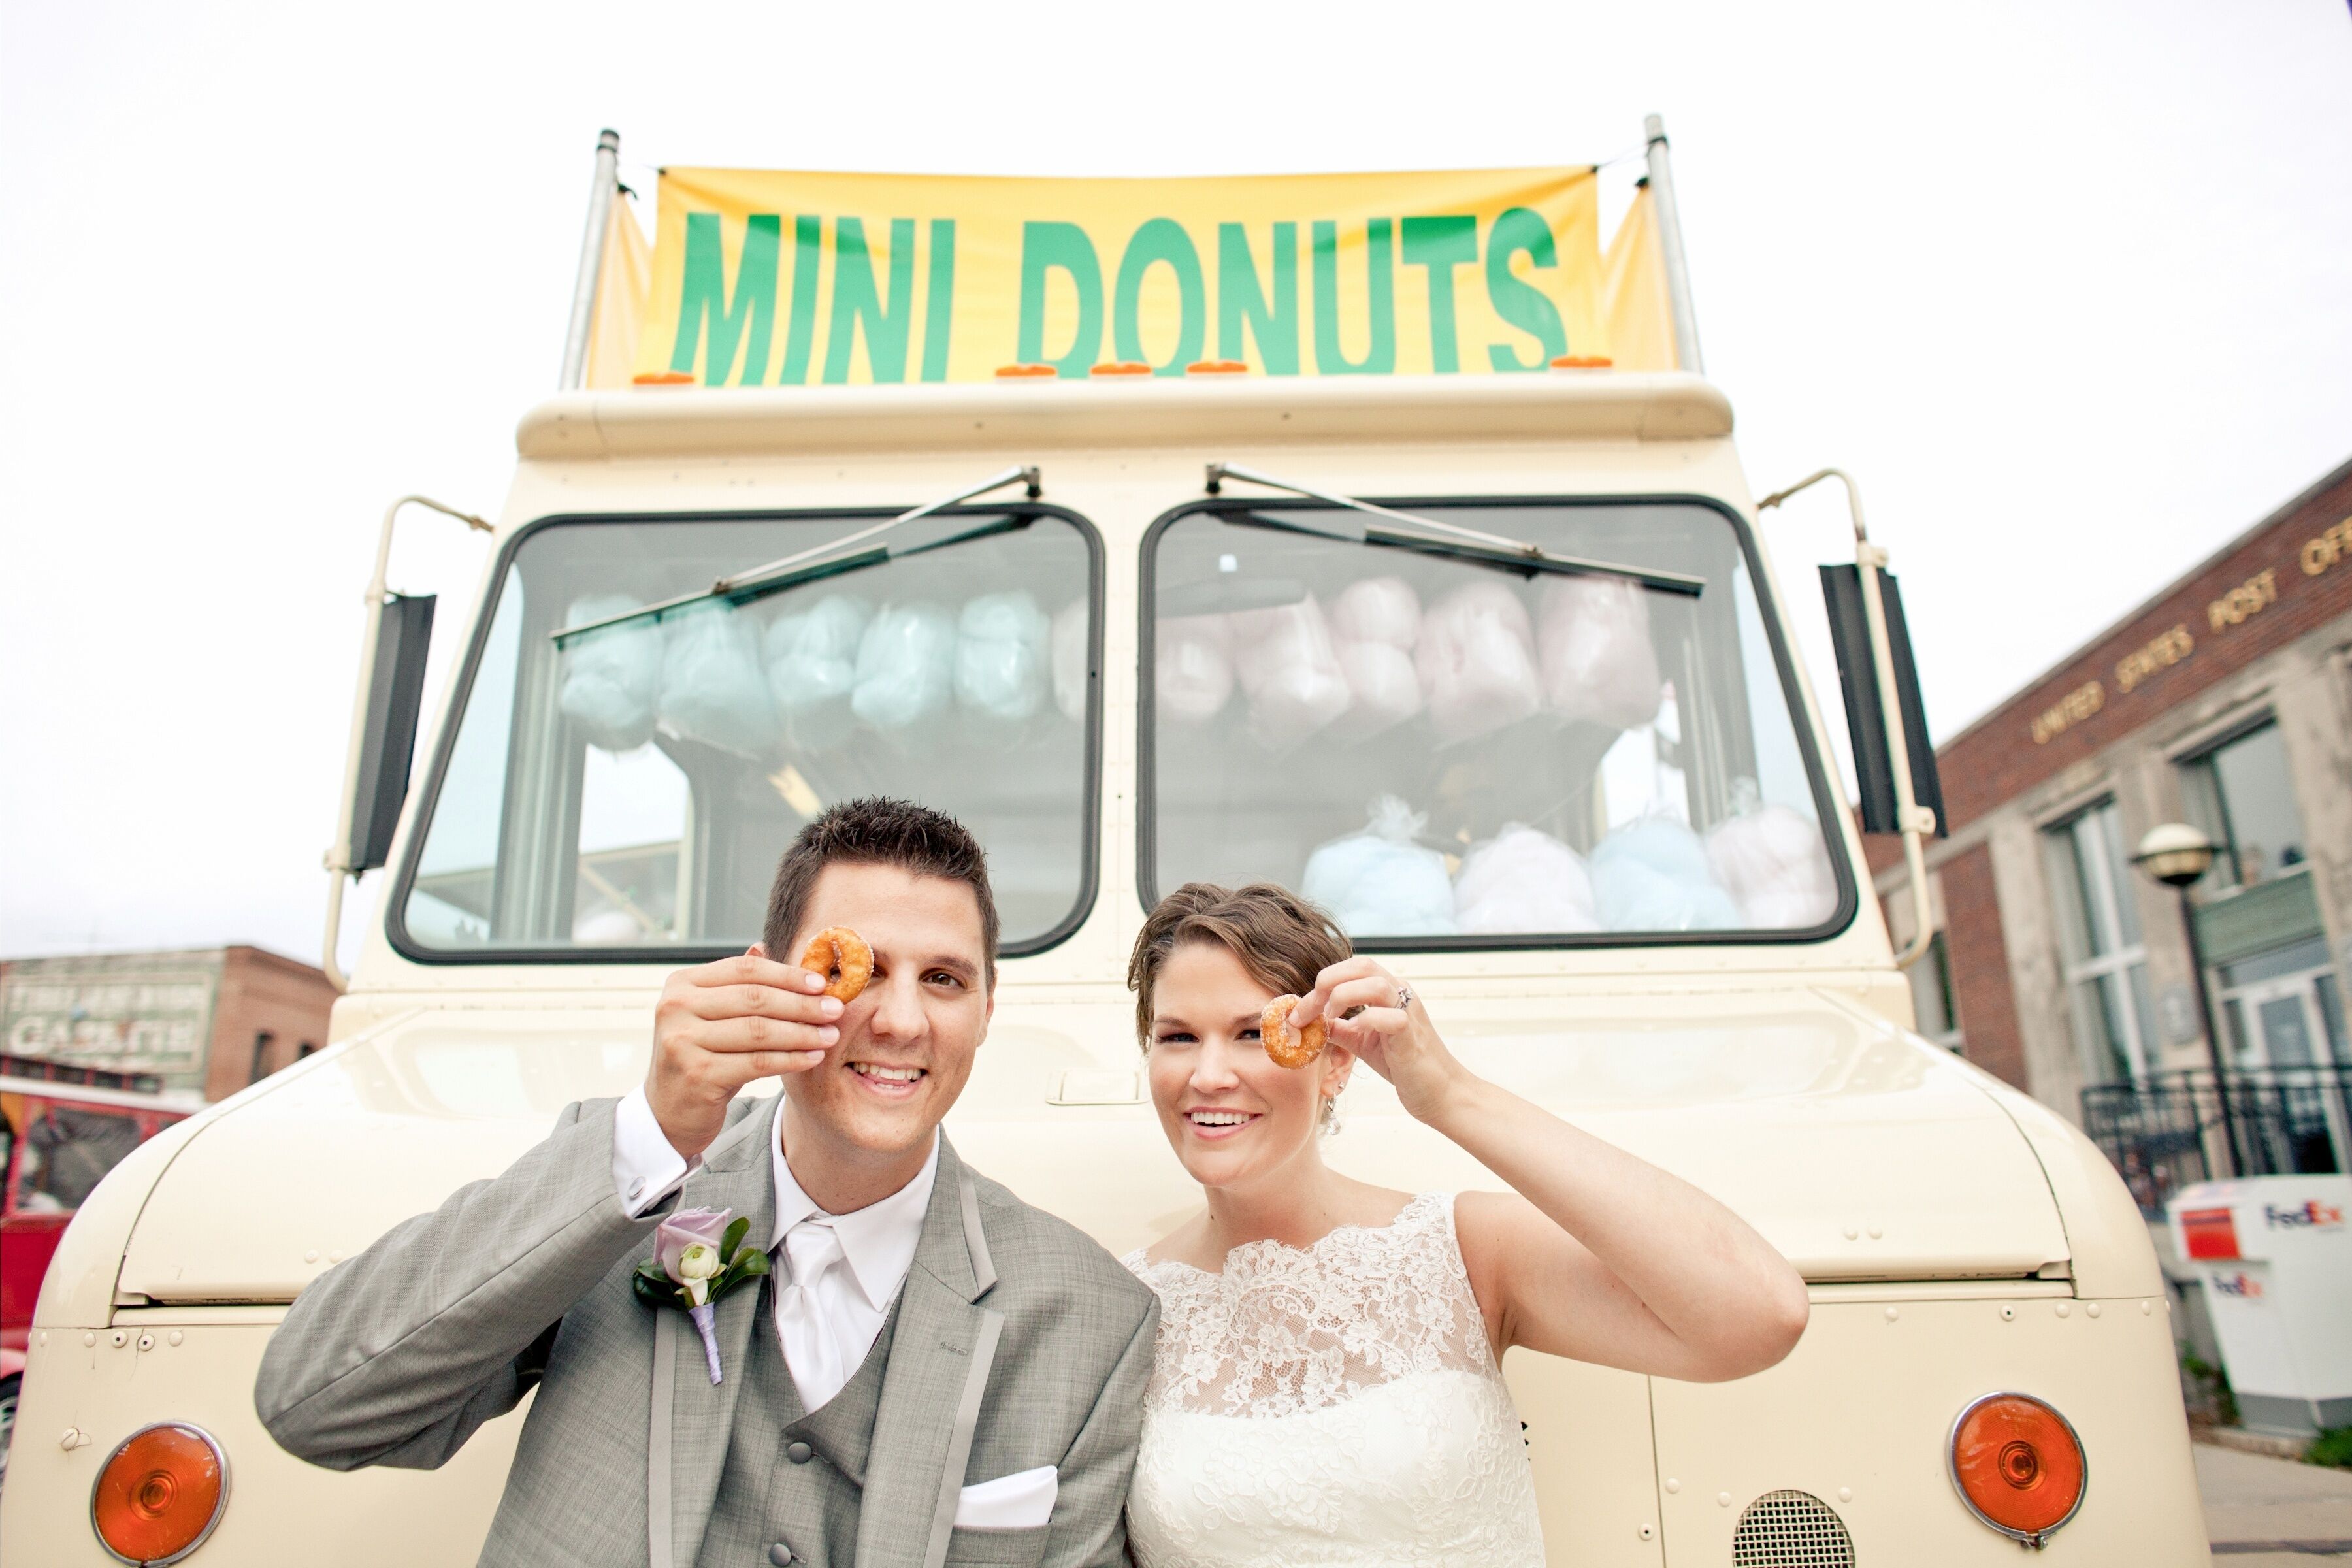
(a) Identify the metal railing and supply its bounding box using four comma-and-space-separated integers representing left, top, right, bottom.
2082, 1064, 2352, 1215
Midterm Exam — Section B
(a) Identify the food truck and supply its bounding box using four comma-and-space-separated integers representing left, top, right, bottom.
0, 125, 2207, 1563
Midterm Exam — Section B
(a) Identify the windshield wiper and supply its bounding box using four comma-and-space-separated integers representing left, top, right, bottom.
551, 465, 1043, 646
1203, 461, 1704, 598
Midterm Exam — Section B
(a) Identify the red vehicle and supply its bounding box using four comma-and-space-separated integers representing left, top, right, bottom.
0, 1075, 200, 1487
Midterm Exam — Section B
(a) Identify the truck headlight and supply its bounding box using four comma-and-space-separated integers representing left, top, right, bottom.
1947, 1392, 2086, 1547
90, 1422, 229, 1565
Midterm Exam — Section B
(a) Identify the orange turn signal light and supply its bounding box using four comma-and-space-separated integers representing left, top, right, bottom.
1948, 1392, 2085, 1546
91, 1422, 228, 1565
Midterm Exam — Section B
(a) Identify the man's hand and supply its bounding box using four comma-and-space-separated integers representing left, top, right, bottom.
647, 946, 843, 1162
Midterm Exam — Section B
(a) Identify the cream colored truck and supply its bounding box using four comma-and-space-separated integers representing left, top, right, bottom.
2, 372, 2208, 1563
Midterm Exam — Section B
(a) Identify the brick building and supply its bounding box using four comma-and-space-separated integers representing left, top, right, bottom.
1873, 455, 2352, 1170
0, 946, 339, 1103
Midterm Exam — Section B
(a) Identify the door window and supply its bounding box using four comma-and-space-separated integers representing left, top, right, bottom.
2044, 799, 2156, 1082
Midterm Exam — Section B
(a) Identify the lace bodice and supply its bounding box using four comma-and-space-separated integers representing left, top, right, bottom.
1121, 1193, 1546, 1567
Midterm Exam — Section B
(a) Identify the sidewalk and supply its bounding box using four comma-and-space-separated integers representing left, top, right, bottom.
2198, 1441, 2352, 1561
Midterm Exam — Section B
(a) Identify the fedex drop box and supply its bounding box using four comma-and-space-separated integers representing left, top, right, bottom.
2168, 1175, 2352, 1435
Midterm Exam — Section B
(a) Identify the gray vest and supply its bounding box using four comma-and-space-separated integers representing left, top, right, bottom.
695, 1283, 902, 1568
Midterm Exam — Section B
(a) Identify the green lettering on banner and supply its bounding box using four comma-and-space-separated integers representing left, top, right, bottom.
825, 218, 917, 384
1016, 221, 1103, 378
672, 212, 779, 385
1113, 218, 1205, 376
921, 219, 956, 383
1311, 219, 1396, 376
778, 215, 821, 386
1400, 216, 1477, 374
1484, 206, 1567, 371
1217, 222, 1299, 374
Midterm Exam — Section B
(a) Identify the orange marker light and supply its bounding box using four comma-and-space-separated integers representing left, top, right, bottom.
1185, 359, 1249, 375
631, 370, 696, 385
1948, 1393, 2085, 1545
1089, 361, 1152, 377
994, 363, 1057, 379
1548, 355, 1614, 369
91, 1422, 229, 1565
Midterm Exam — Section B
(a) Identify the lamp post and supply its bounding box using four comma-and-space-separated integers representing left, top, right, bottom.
2132, 823, 2240, 1179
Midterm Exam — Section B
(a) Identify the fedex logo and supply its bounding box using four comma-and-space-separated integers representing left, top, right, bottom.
2264, 1201, 2345, 1230
2208, 1271, 2265, 1299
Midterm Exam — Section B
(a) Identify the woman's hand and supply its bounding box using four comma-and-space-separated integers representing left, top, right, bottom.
1288, 957, 1467, 1125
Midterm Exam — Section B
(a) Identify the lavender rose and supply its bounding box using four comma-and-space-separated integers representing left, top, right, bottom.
654, 1207, 732, 1284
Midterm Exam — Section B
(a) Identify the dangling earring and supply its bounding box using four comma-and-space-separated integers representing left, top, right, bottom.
1319, 1088, 1345, 1137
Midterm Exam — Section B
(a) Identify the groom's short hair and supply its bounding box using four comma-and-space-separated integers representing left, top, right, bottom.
763, 798, 999, 985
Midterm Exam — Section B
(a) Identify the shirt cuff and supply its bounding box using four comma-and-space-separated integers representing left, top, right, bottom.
612, 1085, 696, 1217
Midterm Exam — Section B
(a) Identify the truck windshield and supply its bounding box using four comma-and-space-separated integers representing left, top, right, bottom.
1143, 498, 1848, 943
397, 507, 1099, 958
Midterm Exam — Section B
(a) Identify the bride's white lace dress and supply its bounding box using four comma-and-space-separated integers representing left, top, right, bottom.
1120, 1192, 1546, 1567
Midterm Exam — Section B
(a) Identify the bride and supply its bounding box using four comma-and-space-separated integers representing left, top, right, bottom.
1119, 883, 1810, 1566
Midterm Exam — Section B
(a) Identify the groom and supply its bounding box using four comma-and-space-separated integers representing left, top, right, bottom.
258, 797, 1158, 1568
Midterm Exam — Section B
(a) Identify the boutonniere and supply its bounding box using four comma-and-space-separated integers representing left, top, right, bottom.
633, 1207, 769, 1384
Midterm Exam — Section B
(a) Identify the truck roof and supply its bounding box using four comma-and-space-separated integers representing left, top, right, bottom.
515, 370, 1733, 463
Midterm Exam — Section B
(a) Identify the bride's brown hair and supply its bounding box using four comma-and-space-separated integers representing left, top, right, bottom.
1127, 883, 1352, 1045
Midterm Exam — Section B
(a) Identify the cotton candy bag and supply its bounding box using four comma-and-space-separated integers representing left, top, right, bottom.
1326, 577, 1422, 741
558, 593, 662, 752
954, 591, 1052, 722
1539, 576, 1663, 729
1589, 816, 1740, 932
1230, 595, 1352, 747
1707, 799, 1838, 928
1301, 796, 1459, 937
1417, 582, 1540, 743
1454, 825, 1600, 934
1051, 598, 1088, 723
658, 600, 779, 759
1156, 613, 1234, 725
763, 595, 869, 751
852, 602, 957, 730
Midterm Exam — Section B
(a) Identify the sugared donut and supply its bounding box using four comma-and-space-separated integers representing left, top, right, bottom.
800, 926, 874, 1002
1261, 994, 1327, 1069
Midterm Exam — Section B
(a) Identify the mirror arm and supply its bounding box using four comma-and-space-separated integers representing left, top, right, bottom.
1757, 469, 1937, 971
322, 495, 491, 990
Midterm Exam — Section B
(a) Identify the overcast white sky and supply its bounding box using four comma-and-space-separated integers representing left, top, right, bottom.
4, 1, 2349, 966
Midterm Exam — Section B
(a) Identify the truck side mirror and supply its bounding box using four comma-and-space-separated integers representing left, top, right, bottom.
348, 593, 437, 872
1818, 564, 1946, 838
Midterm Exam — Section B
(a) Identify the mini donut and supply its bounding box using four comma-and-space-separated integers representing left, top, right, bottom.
1261, 994, 1327, 1070
800, 926, 874, 1002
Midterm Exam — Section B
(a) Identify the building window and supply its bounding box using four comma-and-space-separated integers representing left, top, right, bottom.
1909, 930, 1963, 1051
2044, 799, 2157, 1083
297, 1041, 316, 1059
250, 1031, 275, 1085
2180, 719, 2308, 890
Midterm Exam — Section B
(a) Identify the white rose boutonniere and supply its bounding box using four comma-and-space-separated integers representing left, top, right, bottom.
634, 1206, 769, 1384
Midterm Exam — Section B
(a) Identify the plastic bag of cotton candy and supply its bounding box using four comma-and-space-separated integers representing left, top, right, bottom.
1301, 795, 1459, 938
1324, 576, 1423, 742
657, 600, 779, 759
1589, 815, 1741, 932
1155, 613, 1235, 725
1453, 825, 1600, 934
1229, 595, 1353, 749
953, 590, 1053, 725
1051, 598, 1088, 723
764, 595, 870, 751
1417, 581, 1541, 744
557, 593, 663, 752
1706, 792, 1838, 928
1538, 575, 1663, 730
851, 602, 958, 731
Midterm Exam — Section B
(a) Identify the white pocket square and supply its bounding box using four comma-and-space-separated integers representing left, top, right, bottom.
954, 1465, 1057, 1530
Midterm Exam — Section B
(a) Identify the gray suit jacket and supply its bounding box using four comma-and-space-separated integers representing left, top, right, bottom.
256, 1097, 1159, 1568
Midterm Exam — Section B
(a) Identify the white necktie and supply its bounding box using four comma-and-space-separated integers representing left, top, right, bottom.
776, 1217, 851, 1409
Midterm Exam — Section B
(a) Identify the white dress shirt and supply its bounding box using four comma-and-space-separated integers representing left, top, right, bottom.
612, 1086, 939, 1409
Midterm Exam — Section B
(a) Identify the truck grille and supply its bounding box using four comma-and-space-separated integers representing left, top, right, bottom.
1731, 1489, 1855, 1566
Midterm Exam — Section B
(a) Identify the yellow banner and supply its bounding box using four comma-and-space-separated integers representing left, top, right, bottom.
634, 167, 1614, 385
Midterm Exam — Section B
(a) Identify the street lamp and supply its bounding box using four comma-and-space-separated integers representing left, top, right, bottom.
2131, 823, 2240, 1178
